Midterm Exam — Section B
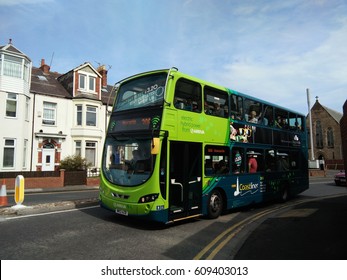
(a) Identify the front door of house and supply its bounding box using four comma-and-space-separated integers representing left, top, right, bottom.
42, 145, 55, 171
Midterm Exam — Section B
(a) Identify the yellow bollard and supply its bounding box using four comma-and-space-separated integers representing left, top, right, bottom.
15, 175, 25, 205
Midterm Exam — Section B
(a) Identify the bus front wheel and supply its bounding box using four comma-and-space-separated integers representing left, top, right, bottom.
207, 189, 223, 219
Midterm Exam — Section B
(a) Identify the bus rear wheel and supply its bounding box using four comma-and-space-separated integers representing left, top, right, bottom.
207, 189, 223, 219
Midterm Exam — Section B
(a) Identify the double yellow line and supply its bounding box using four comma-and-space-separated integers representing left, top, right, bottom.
193, 205, 284, 260
194, 194, 347, 260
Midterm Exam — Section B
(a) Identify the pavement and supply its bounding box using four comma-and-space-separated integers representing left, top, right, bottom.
233, 193, 347, 259
0, 185, 99, 217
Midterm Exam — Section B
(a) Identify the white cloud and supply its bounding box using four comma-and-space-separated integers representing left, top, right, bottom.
0, 0, 53, 5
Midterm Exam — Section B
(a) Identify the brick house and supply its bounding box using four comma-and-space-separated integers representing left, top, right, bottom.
0, 40, 114, 172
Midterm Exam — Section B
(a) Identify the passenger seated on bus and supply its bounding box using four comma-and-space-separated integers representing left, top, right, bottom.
281, 118, 288, 129
204, 101, 212, 115
216, 160, 229, 174
213, 103, 224, 117
193, 100, 201, 112
277, 156, 289, 171
275, 116, 289, 129
259, 116, 269, 125
185, 98, 193, 111
247, 152, 258, 173
174, 98, 185, 109
205, 159, 214, 175
223, 105, 229, 117
248, 110, 258, 124
275, 116, 285, 128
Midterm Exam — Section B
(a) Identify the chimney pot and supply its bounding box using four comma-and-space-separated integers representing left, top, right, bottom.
40, 58, 50, 74
98, 65, 108, 88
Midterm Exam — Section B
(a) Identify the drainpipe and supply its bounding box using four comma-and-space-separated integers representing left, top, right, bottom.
30, 92, 36, 171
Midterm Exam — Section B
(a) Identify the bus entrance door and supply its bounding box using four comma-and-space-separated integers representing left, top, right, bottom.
169, 141, 202, 221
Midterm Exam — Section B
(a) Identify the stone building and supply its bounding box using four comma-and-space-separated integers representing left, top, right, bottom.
340, 100, 347, 170
306, 97, 343, 169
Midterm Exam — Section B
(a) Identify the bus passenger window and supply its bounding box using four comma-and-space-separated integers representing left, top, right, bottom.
261, 105, 273, 126
205, 145, 229, 175
204, 101, 213, 115
204, 86, 228, 118
213, 103, 224, 117
244, 99, 261, 124
289, 113, 303, 131
265, 150, 276, 172
174, 78, 202, 113
276, 150, 290, 171
230, 94, 243, 120
246, 149, 264, 173
274, 108, 288, 129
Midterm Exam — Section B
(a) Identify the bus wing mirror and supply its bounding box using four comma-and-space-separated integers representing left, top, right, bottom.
151, 137, 160, 155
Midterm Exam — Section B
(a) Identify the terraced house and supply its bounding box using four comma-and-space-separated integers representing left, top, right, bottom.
0, 40, 114, 172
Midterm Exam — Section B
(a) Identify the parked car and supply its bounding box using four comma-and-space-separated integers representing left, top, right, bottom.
334, 170, 346, 186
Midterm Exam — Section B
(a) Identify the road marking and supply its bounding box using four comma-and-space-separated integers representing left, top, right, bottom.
3, 205, 99, 220
194, 194, 347, 260
193, 206, 285, 260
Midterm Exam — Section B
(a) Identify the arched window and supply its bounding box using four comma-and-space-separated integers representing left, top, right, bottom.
327, 127, 334, 148
316, 120, 323, 148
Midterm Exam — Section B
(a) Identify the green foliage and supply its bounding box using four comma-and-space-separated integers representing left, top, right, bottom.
59, 155, 91, 171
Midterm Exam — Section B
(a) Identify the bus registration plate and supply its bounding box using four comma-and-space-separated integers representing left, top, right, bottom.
115, 209, 128, 216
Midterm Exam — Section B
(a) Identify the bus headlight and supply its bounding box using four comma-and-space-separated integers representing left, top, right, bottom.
138, 193, 159, 203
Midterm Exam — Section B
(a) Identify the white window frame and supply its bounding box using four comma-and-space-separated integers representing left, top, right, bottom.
3, 54, 22, 78
86, 106, 97, 126
79, 74, 86, 90
3, 138, 16, 168
76, 105, 83, 126
89, 76, 96, 91
75, 141, 82, 156
25, 96, 30, 121
78, 72, 97, 93
23, 139, 28, 168
85, 141, 97, 167
6, 92, 17, 118
42, 102, 57, 125
23, 60, 30, 82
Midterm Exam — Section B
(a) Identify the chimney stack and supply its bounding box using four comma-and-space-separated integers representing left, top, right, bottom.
97, 65, 108, 88
40, 58, 51, 74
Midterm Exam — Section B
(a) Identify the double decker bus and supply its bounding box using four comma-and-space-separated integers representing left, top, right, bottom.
100, 67, 308, 223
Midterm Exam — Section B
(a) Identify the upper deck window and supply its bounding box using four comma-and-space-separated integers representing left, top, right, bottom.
174, 78, 202, 113
114, 73, 167, 112
204, 86, 228, 118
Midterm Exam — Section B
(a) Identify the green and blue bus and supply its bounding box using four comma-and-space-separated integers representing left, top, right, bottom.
100, 67, 308, 223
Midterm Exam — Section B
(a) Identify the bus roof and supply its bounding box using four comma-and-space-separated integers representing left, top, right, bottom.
115, 67, 305, 117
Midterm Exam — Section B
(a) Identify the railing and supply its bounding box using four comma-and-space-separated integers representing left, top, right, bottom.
87, 168, 100, 177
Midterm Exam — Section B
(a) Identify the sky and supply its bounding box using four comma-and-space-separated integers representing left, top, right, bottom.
1, 0, 346, 115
